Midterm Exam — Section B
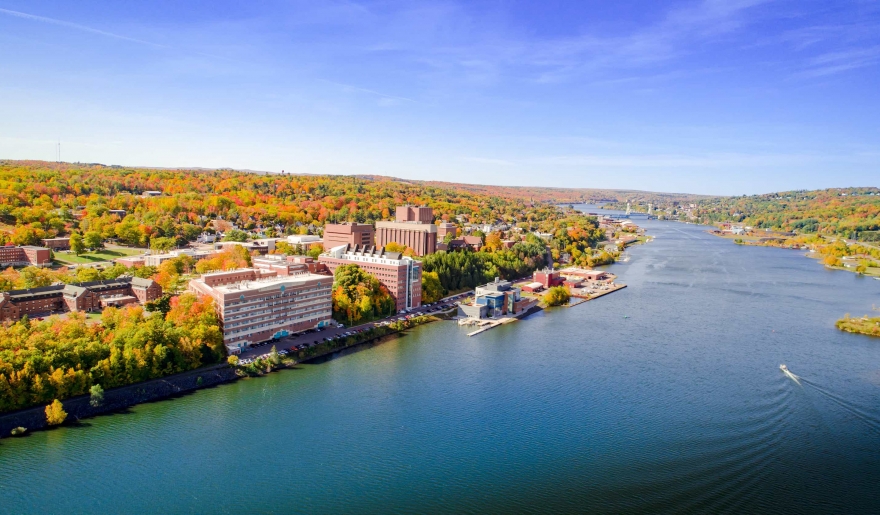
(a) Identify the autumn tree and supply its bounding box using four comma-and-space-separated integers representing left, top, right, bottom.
421, 271, 444, 303
45, 399, 67, 425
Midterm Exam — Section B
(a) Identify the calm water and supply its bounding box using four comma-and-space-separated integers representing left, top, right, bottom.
1, 213, 879, 514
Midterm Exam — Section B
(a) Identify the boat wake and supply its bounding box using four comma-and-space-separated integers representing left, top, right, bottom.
781, 365, 880, 435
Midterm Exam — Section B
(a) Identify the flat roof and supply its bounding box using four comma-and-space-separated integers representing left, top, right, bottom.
195, 272, 328, 294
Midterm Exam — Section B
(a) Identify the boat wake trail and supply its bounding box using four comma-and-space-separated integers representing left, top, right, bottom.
783, 366, 880, 435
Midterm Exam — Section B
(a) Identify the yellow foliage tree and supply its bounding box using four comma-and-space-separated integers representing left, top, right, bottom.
45, 399, 67, 425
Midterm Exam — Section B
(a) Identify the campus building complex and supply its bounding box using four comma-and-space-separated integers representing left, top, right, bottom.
375, 206, 437, 256
188, 267, 333, 354
319, 244, 421, 312
322, 223, 374, 251
0, 277, 163, 322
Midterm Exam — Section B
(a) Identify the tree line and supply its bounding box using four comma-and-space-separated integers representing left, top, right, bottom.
0, 294, 223, 413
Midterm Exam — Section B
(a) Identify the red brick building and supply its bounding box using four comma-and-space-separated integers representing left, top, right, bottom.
0, 277, 162, 322
375, 206, 437, 256
322, 223, 374, 250
533, 268, 565, 288
0, 245, 52, 267
41, 237, 71, 251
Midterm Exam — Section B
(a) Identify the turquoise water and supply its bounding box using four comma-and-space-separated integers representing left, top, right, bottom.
1, 217, 879, 514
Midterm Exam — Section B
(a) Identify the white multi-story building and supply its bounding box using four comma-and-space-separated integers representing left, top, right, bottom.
189, 267, 333, 354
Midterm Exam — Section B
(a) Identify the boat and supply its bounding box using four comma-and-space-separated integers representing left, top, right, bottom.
780, 364, 801, 384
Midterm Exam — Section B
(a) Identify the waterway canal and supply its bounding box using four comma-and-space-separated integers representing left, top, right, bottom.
1, 213, 879, 514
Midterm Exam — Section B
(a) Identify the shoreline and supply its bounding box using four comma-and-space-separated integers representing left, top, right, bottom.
0, 314, 444, 439
1, 246, 645, 439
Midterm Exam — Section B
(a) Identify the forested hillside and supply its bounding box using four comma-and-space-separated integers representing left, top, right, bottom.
694, 188, 880, 240
0, 160, 599, 247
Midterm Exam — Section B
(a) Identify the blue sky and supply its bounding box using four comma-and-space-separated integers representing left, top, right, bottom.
1, 0, 878, 195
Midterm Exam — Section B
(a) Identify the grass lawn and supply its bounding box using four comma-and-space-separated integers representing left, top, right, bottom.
53, 247, 142, 265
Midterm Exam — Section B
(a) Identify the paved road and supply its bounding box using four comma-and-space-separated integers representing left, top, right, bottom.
238, 292, 471, 359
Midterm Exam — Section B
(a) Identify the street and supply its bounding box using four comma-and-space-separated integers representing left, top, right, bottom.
237, 291, 471, 359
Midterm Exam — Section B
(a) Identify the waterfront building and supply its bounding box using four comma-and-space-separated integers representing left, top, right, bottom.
533, 268, 565, 289
521, 282, 544, 293
189, 268, 333, 354
0, 245, 52, 267
459, 278, 529, 319
557, 267, 611, 282
375, 206, 437, 256
319, 244, 421, 312
322, 223, 374, 250
41, 237, 71, 251
0, 277, 162, 322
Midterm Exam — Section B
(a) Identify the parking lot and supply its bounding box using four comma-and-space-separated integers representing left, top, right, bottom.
236, 292, 470, 363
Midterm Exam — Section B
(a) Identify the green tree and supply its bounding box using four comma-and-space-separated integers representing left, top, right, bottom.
145, 294, 172, 314
45, 399, 67, 425
70, 232, 85, 255
269, 345, 280, 365
222, 229, 249, 242
89, 384, 104, 407
150, 236, 177, 253
83, 231, 104, 250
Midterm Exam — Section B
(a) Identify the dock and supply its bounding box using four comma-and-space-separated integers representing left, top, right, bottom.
568, 283, 627, 304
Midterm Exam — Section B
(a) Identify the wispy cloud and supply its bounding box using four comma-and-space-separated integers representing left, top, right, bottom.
318, 79, 419, 105
0, 7, 166, 48
795, 45, 880, 78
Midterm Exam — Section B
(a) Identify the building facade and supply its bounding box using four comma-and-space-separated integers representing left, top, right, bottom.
41, 237, 71, 250
189, 268, 333, 354
0, 277, 162, 322
0, 245, 52, 267
322, 223, 374, 250
144, 249, 217, 267
533, 268, 565, 288
459, 278, 529, 319
437, 222, 457, 241
375, 206, 437, 256
319, 244, 422, 312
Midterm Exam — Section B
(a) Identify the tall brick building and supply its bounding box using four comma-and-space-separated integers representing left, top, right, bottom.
375, 206, 437, 257
322, 223, 374, 250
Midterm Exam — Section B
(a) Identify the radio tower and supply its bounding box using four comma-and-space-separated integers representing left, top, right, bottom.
56, 139, 61, 163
